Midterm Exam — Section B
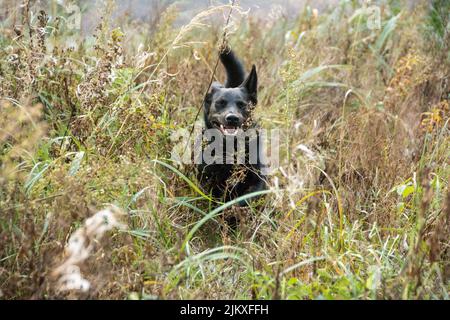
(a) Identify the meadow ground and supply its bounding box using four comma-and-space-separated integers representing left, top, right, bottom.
0, 0, 449, 299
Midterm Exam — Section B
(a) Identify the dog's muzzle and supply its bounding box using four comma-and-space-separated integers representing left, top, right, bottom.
217, 114, 241, 136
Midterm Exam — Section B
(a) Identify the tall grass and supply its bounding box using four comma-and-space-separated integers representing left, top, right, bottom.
0, 0, 448, 299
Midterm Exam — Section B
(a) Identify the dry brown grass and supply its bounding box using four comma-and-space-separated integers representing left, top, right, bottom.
0, 0, 449, 299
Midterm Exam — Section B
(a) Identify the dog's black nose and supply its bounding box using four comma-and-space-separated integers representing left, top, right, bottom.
225, 114, 240, 125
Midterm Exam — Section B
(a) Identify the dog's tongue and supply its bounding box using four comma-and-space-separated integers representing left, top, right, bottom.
220, 124, 238, 136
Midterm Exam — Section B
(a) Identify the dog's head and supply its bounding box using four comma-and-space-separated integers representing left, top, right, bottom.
204, 65, 257, 136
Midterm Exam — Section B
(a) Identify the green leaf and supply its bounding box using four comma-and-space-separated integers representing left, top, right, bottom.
152, 159, 214, 202
401, 186, 415, 199
180, 189, 272, 254
25, 161, 51, 195
374, 14, 400, 53
294, 65, 351, 84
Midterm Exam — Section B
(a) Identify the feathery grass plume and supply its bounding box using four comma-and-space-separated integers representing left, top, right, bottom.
52, 206, 127, 293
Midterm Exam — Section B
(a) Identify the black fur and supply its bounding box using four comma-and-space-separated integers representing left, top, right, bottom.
197, 49, 267, 206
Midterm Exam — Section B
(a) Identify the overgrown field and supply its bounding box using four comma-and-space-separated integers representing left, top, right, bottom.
0, 0, 449, 299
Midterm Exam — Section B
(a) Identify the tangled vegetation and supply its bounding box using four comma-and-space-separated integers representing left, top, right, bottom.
0, 0, 449, 299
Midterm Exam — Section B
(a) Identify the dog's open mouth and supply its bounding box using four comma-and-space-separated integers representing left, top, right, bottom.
211, 121, 242, 136
219, 124, 239, 136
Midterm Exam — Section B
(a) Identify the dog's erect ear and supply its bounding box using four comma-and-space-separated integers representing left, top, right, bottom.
240, 65, 257, 104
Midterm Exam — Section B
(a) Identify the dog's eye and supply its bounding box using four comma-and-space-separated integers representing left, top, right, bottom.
237, 101, 247, 109
215, 100, 226, 108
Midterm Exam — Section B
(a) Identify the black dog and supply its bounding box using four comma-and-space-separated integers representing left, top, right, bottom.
196, 49, 267, 206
